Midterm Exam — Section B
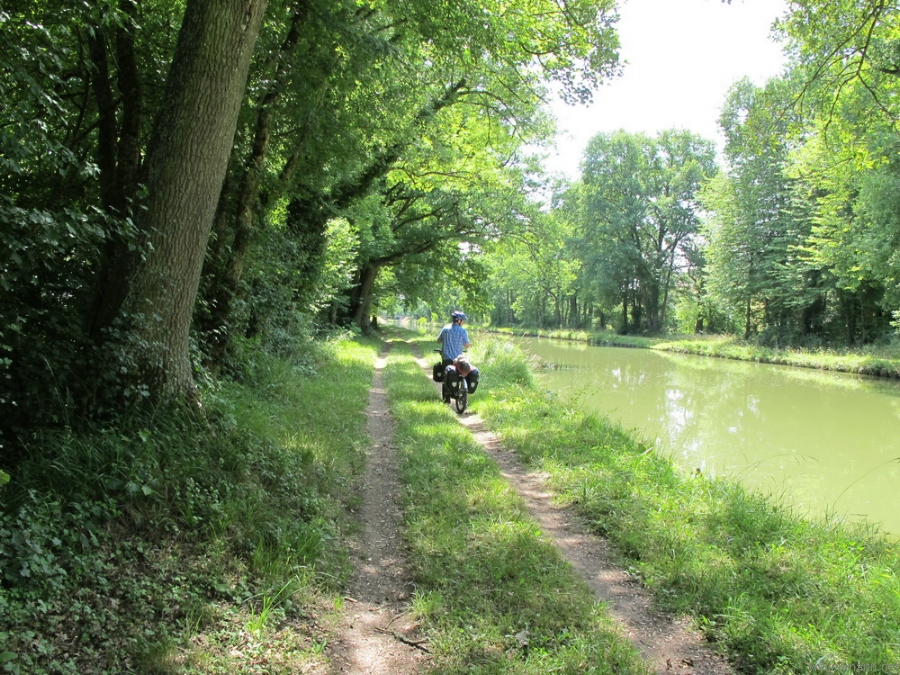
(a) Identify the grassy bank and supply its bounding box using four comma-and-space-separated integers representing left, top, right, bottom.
381, 338, 649, 674
6, 328, 898, 674
469, 335, 900, 674
0, 336, 377, 674
481, 325, 900, 378
654, 336, 900, 379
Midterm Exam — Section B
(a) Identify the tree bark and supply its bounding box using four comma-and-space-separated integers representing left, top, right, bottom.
115, 0, 143, 205
117, 0, 267, 401
201, 5, 309, 357
351, 263, 380, 332
87, 29, 118, 211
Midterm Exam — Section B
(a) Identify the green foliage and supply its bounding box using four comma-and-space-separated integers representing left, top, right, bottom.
694, 1, 900, 347
0, 336, 376, 673
557, 130, 718, 335
2, 0, 626, 409
0, 0, 180, 434
0, 6, 113, 435
476, 0, 900, 350
475, 338, 537, 389
484, 206, 583, 328
701, 79, 800, 340
201, 0, 624, 341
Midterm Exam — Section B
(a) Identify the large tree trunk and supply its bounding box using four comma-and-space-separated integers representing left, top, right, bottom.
644, 277, 660, 333
116, 0, 267, 401
351, 263, 380, 332
201, 7, 311, 359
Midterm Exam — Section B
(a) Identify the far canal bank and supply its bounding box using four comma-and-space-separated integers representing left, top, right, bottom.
487, 326, 900, 379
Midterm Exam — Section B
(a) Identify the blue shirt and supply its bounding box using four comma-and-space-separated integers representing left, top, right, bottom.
438, 322, 469, 360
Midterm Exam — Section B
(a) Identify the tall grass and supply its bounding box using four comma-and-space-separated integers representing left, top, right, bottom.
382, 337, 649, 674
474, 335, 900, 674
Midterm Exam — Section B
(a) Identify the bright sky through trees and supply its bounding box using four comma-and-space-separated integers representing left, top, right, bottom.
547, 0, 788, 177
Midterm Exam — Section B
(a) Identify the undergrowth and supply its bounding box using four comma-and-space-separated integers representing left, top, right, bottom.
0, 336, 377, 674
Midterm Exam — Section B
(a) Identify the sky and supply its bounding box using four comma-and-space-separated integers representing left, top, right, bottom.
546, 0, 789, 178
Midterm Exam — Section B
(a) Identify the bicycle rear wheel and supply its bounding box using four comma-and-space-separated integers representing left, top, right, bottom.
455, 388, 467, 414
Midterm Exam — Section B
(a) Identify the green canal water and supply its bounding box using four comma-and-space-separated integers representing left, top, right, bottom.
517, 337, 900, 535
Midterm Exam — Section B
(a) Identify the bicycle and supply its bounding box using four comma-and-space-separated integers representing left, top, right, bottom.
433, 349, 469, 414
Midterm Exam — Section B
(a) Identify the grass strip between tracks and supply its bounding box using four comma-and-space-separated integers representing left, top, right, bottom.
381, 337, 649, 675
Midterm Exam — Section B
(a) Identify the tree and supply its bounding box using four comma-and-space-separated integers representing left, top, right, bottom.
1, 0, 623, 440
577, 130, 717, 334
776, 0, 900, 341
199, 0, 623, 336
483, 209, 580, 327
696, 2, 900, 345
701, 79, 804, 340
107, 0, 268, 401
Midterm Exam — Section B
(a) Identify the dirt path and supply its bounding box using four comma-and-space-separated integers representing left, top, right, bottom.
456, 413, 734, 675
327, 342, 734, 675
325, 349, 428, 675
411, 348, 735, 675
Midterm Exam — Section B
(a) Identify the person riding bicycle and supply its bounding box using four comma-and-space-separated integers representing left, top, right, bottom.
438, 310, 470, 364
437, 311, 479, 399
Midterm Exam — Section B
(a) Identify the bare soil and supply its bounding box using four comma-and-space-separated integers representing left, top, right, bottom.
324, 350, 428, 674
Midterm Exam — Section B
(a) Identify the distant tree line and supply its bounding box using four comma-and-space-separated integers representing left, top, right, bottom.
483, 0, 900, 348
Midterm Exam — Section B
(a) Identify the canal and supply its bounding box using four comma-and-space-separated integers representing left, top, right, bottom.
517, 337, 900, 535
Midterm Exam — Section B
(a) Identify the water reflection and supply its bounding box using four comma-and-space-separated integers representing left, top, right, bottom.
519, 338, 900, 535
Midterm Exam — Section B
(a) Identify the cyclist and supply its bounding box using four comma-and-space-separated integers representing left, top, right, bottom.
437, 311, 479, 401
437, 310, 470, 365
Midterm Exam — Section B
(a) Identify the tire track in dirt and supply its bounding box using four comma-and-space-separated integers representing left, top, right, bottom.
412, 346, 735, 675
325, 347, 428, 675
